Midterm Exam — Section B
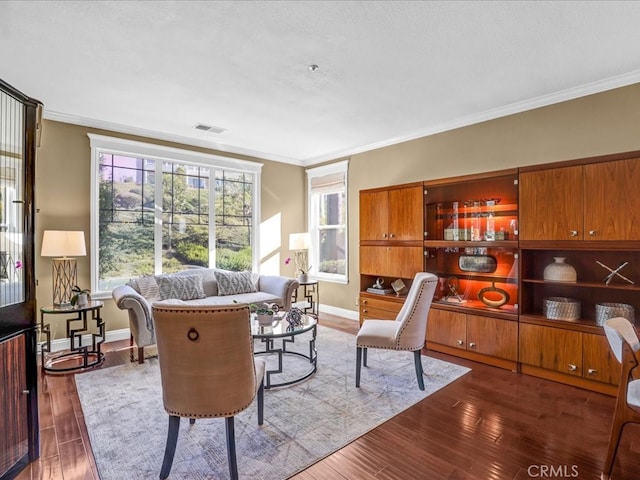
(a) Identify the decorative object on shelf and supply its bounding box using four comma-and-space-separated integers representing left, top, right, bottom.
459, 254, 497, 273
70, 286, 90, 307
366, 277, 394, 295
596, 260, 635, 285
484, 199, 497, 241
543, 257, 577, 283
285, 307, 304, 328
391, 278, 408, 296
40, 230, 87, 306
477, 282, 510, 308
443, 276, 466, 303
289, 232, 311, 282
543, 297, 581, 321
595, 303, 635, 326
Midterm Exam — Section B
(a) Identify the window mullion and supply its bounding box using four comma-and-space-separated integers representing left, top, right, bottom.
154, 160, 163, 274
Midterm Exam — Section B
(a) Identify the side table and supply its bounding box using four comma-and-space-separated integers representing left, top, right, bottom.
40, 301, 105, 373
292, 279, 319, 319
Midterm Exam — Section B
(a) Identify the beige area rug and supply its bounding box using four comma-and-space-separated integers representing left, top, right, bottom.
76, 325, 470, 479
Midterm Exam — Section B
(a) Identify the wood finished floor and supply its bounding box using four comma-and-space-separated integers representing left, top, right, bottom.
15, 313, 640, 480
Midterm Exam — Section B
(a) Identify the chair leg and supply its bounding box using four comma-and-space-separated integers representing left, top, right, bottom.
226, 416, 238, 480
138, 346, 145, 364
363, 347, 368, 367
257, 379, 264, 425
601, 415, 626, 480
414, 350, 425, 391
189, 418, 196, 425
159, 415, 180, 479
356, 346, 362, 387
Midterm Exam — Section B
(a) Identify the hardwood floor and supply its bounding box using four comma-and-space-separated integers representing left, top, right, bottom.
15, 314, 640, 480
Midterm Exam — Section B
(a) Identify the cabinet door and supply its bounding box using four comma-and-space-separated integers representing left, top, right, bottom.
519, 323, 582, 376
426, 309, 466, 350
387, 246, 424, 278
582, 333, 620, 385
584, 158, 640, 240
360, 246, 390, 276
360, 190, 389, 241
466, 315, 517, 361
388, 186, 423, 241
0, 334, 28, 478
519, 167, 583, 240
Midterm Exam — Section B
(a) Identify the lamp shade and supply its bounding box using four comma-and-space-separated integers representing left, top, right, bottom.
289, 232, 310, 251
41, 230, 86, 257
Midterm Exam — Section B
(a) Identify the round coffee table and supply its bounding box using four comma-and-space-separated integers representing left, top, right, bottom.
251, 312, 317, 389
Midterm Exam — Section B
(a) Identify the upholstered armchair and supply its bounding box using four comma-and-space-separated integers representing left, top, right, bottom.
601, 317, 640, 480
356, 272, 438, 391
152, 304, 266, 480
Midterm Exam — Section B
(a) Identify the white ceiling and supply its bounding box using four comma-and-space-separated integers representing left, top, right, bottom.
3, 1, 640, 166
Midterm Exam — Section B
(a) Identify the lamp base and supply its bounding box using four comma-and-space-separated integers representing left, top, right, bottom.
52, 257, 77, 306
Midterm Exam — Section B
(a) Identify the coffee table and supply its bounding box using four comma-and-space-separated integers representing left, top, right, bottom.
251, 312, 317, 389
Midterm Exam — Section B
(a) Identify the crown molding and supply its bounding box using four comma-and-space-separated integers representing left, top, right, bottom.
42, 110, 305, 166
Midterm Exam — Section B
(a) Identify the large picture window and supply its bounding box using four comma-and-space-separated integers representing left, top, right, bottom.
89, 134, 262, 295
307, 160, 348, 284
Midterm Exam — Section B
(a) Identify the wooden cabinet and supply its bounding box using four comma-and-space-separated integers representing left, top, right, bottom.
0, 334, 28, 479
360, 184, 423, 241
519, 322, 619, 395
0, 79, 41, 479
426, 308, 518, 370
360, 245, 423, 278
520, 157, 640, 241
359, 293, 404, 325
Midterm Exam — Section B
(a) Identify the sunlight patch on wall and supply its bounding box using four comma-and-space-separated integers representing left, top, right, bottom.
259, 212, 282, 275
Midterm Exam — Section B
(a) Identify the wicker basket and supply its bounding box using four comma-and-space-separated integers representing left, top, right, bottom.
543, 297, 581, 321
595, 303, 635, 326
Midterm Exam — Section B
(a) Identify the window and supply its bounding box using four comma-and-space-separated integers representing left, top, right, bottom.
307, 160, 348, 283
89, 134, 262, 296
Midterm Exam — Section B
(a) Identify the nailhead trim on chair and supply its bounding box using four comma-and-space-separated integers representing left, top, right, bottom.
153, 304, 261, 419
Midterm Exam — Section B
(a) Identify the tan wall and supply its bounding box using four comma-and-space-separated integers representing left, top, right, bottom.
321, 83, 640, 313
35, 121, 305, 338
36, 83, 640, 336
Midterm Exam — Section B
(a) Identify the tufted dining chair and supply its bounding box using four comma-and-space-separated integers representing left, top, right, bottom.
152, 304, 266, 480
356, 272, 438, 390
601, 317, 640, 480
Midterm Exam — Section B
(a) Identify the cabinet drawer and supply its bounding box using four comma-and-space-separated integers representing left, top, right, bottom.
360, 306, 398, 321
360, 296, 403, 313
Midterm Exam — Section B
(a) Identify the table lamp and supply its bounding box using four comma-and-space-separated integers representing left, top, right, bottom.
41, 230, 86, 306
289, 232, 310, 281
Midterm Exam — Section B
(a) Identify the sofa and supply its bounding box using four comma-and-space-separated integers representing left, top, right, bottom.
112, 268, 299, 363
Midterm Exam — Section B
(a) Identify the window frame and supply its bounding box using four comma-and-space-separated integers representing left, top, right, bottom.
306, 160, 349, 284
88, 134, 263, 298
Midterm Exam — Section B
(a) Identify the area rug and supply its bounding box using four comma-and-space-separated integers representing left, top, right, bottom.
76, 325, 470, 479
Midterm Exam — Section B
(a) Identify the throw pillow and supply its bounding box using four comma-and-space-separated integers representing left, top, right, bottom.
156, 274, 206, 301
214, 270, 257, 296
135, 276, 160, 301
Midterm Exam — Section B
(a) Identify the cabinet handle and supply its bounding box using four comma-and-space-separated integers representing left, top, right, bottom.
569, 230, 578, 237
381, 233, 388, 238
362, 300, 367, 305
587, 368, 598, 375
588, 230, 597, 236
468, 342, 476, 348
389, 233, 395, 238
456, 340, 464, 346
568, 364, 578, 372
22, 389, 30, 395
362, 309, 368, 313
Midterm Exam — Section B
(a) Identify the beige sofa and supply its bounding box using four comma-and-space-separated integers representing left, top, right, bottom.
112, 268, 298, 363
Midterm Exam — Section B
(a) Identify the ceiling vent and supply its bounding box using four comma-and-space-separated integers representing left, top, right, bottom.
193, 123, 227, 134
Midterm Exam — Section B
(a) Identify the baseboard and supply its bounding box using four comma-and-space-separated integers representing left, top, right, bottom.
41, 328, 131, 353
319, 303, 359, 321
40, 306, 358, 354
